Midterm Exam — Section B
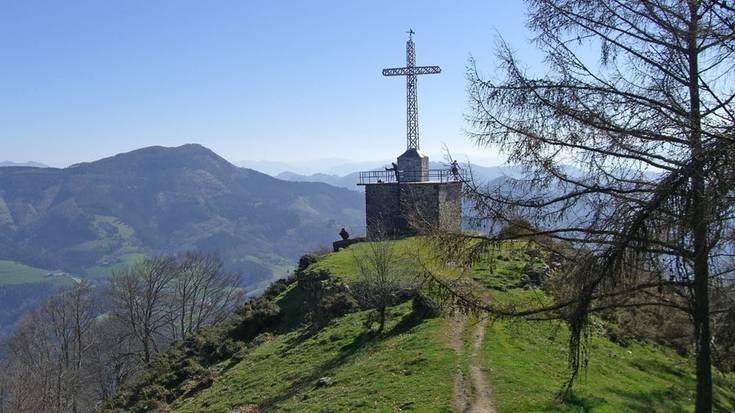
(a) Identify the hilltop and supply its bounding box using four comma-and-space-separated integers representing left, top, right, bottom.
101, 238, 735, 413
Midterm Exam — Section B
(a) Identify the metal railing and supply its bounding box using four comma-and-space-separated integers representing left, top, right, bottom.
357, 169, 460, 185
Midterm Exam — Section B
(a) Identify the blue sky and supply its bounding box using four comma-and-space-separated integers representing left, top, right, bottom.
0, 1, 539, 167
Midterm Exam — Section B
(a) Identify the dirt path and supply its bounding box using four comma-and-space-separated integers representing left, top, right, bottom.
450, 312, 469, 413
449, 313, 496, 413
466, 318, 495, 413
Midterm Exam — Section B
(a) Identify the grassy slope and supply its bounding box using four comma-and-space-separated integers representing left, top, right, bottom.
0, 260, 52, 284
151, 237, 732, 412
84, 253, 147, 279
173, 301, 455, 413
485, 319, 735, 412
0, 252, 146, 285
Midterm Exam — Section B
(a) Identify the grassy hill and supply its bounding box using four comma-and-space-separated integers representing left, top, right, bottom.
0, 260, 72, 343
0, 260, 52, 285
102, 237, 735, 413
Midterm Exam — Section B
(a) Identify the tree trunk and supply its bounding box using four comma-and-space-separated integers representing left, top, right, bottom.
143, 336, 151, 364
378, 307, 386, 333
687, 3, 712, 412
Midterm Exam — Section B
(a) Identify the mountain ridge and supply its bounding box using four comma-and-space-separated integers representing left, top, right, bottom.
0, 161, 48, 168
0, 144, 364, 286
275, 162, 520, 191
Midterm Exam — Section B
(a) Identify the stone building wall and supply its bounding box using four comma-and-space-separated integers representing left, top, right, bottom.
399, 183, 439, 232
365, 183, 405, 237
437, 182, 462, 233
365, 181, 461, 238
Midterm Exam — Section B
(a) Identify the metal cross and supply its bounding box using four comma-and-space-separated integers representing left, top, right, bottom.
383, 30, 441, 151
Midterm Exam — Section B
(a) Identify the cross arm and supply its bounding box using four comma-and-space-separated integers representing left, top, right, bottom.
382, 66, 442, 76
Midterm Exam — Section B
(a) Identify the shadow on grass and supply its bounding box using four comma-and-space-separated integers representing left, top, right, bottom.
272, 285, 310, 333
539, 392, 605, 413
256, 310, 423, 412
610, 386, 734, 413
604, 386, 694, 413
279, 308, 363, 354
384, 310, 423, 338
256, 330, 373, 411
281, 300, 425, 353
628, 357, 688, 381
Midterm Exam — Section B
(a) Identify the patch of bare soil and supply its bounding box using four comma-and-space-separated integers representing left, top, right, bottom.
449, 311, 496, 413
450, 312, 469, 412
466, 318, 495, 413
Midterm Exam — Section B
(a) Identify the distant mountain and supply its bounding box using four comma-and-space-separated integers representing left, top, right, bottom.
276, 171, 363, 191
238, 159, 385, 177
237, 160, 304, 176
0, 161, 48, 168
0, 144, 363, 287
276, 162, 521, 191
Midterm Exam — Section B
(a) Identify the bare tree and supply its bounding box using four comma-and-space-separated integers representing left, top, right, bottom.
86, 317, 141, 404
166, 252, 244, 340
108, 256, 176, 364
431, 1, 735, 411
0, 359, 8, 413
46, 281, 95, 413
1, 252, 242, 411
108, 253, 243, 363
0, 281, 96, 413
351, 240, 420, 332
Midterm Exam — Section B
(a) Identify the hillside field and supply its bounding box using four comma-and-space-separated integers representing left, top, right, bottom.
0, 260, 51, 285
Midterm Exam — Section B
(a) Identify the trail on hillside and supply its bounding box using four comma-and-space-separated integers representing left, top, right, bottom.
451, 312, 469, 412
467, 318, 495, 413
450, 313, 496, 413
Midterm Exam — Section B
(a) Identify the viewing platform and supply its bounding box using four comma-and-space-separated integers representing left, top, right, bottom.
357, 168, 459, 185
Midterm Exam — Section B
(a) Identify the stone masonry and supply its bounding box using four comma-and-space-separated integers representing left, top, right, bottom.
365, 180, 461, 239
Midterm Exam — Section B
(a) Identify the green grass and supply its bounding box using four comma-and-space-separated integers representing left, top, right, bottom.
0, 260, 53, 284
310, 237, 438, 283
466, 245, 735, 412
0, 251, 146, 285
483, 318, 735, 412
94, 215, 137, 239
117, 237, 735, 412
469, 242, 533, 290
172, 301, 455, 413
237, 254, 294, 282
84, 253, 147, 278
312, 238, 735, 412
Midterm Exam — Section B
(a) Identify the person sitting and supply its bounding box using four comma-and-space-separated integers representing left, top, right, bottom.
339, 227, 350, 240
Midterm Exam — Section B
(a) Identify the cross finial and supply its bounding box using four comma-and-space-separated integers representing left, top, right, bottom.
382, 33, 441, 151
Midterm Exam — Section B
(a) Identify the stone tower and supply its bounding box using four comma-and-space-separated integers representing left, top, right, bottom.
358, 32, 461, 239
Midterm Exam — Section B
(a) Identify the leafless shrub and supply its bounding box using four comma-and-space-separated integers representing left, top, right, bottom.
351, 240, 421, 332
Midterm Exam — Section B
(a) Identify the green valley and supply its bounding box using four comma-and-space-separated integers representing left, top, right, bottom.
0, 260, 53, 285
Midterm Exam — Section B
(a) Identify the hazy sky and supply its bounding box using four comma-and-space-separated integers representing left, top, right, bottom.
0, 1, 541, 167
